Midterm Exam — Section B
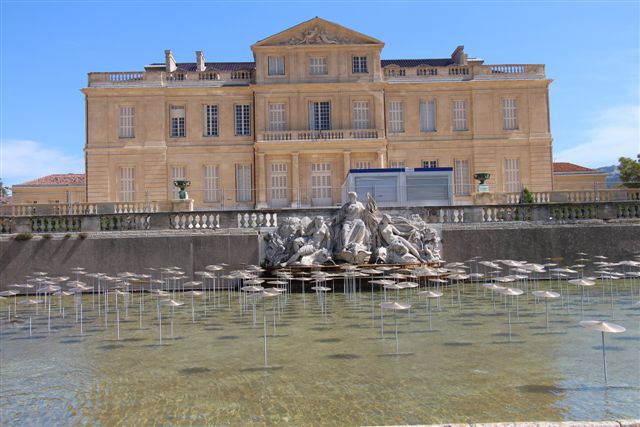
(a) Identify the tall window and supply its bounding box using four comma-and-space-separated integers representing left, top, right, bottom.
352, 56, 368, 74
309, 57, 328, 75
502, 98, 518, 130
309, 101, 331, 130
454, 159, 470, 196
354, 161, 371, 170
268, 103, 287, 131
268, 56, 285, 76
352, 101, 370, 129
203, 165, 220, 202
270, 163, 289, 206
420, 100, 437, 132
389, 101, 404, 133
119, 106, 135, 138
389, 160, 406, 168
453, 100, 468, 131
235, 164, 252, 202
170, 106, 185, 137
422, 160, 438, 168
203, 105, 218, 137
171, 166, 185, 199
119, 167, 135, 202
235, 104, 251, 136
311, 163, 332, 205
503, 158, 521, 192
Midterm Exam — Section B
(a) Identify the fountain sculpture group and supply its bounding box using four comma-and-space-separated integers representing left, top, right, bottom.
264, 192, 441, 267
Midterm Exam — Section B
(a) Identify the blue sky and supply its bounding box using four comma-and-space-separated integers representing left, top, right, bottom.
1, 0, 639, 187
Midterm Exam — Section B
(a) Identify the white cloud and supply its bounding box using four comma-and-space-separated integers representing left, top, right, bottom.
555, 105, 640, 168
0, 140, 84, 187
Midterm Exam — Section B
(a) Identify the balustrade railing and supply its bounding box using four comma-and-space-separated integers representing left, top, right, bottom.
3, 201, 639, 235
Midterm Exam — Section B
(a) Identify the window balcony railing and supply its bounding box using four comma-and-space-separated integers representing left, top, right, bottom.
257, 128, 383, 142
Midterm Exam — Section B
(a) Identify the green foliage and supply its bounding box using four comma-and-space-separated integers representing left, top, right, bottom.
618, 155, 640, 188
42, 233, 53, 240
0, 178, 10, 199
78, 232, 88, 240
521, 188, 534, 204
64, 233, 71, 239
14, 232, 33, 241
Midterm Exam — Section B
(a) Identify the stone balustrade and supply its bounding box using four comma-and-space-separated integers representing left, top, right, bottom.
88, 63, 545, 88
1, 201, 638, 235
257, 128, 383, 142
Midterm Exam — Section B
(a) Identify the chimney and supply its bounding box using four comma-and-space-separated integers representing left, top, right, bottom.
165, 49, 177, 72
196, 51, 206, 72
451, 46, 468, 65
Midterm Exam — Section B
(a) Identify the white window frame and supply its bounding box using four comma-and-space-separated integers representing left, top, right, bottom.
170, 105, 186, 137
309, 101, 331, 131
502, 98, 518, 130
352, 101, 370, 129
235, 104, 251, 136
352, 56, 368, 74
170, 166, 186, 199
268, 56, 285, 76
311, 163, 332, 205
268, 103, 287, 131
270, 163, 289, 206
309, 56, 328, 75
453, 100, 468, 131
235, 164, 252, 202
203, 104, 218, 137
119, 167, 135, 202
503, 158, 521, 192
454, 159, 471, 196
389, 160, 406, 168
420, 100, 437, 132
119, 106, 135, 138
389, 101, 405, 133
203, 165, 220, 203
422, 160, 439, 168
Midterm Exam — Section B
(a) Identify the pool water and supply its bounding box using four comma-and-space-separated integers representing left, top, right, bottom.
1, 280, 639, 426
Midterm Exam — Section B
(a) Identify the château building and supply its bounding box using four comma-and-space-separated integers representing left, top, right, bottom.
83, 17, 554, 209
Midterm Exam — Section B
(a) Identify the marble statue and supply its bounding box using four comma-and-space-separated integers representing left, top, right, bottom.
262, 192, 441, 267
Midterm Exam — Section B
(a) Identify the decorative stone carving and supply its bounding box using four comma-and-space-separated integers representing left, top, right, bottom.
283, 26, 358, 45
262, 192, 441, 267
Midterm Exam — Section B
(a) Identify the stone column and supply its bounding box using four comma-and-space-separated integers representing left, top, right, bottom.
291, 152, 300, 207
377, 151, 385, 168
256, 153, 267, 208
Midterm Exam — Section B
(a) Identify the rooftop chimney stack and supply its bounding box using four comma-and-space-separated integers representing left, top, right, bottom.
451, 46, 468, 65
196, 51, 206, 72
165, 49, 177, 72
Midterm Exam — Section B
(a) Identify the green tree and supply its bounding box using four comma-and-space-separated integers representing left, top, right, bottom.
619, 155, 640, 188
0, 178, 10, 198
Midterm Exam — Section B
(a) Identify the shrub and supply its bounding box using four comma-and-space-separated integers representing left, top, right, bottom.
521, 188, 534, 204
42, 233, 53, 240
64, 233, 71, 239
14, 232, 33, 241
78, 232, 88, 240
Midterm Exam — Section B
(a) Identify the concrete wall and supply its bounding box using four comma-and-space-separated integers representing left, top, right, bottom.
0, 232, 260, 289
442, 223, 640, 266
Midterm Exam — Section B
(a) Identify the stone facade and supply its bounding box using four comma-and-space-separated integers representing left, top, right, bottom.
11, 174, 86, 205
83, 17, 553, 209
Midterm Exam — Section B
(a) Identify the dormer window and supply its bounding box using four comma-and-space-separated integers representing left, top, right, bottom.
268, 56, 285, 76
352, 56, 368, 74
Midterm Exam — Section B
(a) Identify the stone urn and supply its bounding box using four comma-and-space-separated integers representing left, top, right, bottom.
173, 180, 191, 200
473, 173, 491, 194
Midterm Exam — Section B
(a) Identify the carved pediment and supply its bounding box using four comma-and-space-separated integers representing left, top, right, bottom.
253, 17, 383, 48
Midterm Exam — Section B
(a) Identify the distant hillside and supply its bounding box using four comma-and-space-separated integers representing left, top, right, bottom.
597, 165, 621, 188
